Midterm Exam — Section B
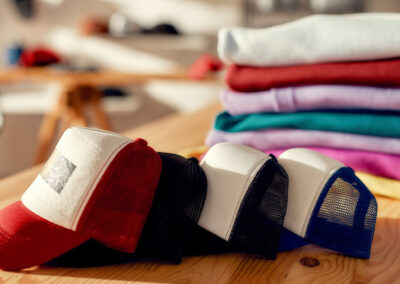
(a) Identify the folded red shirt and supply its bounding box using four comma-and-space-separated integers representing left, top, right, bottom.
188, 54, 224, 80
226, 58, 400, 92
20, 48, 61, 67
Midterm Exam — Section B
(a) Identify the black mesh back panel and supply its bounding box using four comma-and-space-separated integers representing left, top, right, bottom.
49, 240, 135, 267
135, 153, 207, 263
185, 226, 233, 256
228, 155, 289, 259
305, 167, 377, 259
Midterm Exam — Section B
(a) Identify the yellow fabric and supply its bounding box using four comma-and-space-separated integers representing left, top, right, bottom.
356, 172, 400, 200
178, 145, 208, 160
179, 145, 400, 200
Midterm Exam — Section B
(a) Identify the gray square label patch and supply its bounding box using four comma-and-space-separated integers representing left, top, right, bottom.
41, 150, 76, 194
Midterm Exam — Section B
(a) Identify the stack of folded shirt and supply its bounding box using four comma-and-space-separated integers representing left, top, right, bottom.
207, 13, 400, 198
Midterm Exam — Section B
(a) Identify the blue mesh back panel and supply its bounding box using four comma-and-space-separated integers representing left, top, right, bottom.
305, 167, 377, 259
278, 228, 310, 252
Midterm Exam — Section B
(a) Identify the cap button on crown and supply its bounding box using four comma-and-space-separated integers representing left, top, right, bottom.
134, 138, 148, 146
188, 157, 199, 164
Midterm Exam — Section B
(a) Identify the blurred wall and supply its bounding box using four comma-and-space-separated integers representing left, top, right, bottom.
102, 0, 243, 34
0, 0, 116, 66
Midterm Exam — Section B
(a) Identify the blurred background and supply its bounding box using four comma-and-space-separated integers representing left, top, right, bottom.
0, 0, 399, 177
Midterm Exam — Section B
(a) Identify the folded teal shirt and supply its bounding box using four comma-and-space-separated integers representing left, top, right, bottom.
214, 111, 400, 138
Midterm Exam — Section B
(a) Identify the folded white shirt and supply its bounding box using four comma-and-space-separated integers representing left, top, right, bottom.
218, 13, 400, 67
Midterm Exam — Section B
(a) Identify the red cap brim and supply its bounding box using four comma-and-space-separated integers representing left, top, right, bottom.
0, 201, 90, 270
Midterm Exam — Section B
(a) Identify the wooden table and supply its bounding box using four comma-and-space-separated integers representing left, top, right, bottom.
0, 103, 399, 283
0, 67, 216, 165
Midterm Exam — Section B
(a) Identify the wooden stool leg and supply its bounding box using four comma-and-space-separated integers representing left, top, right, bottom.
33, 92, 64, 165
66, 87, 88, 128
59, 105, 87, 135
34, 84, 89, 165
90, 88, 111, 130
33, 84, 110, 165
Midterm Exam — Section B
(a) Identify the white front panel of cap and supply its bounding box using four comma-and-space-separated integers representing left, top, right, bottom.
198, 142, 269, 240
278, 148, 344, 237
22, 127, 131, 230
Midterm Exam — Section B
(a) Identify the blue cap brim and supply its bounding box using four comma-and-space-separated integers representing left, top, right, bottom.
278, 228, 310, 252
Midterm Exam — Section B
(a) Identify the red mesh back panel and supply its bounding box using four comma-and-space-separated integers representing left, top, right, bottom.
76, 141, 162, 253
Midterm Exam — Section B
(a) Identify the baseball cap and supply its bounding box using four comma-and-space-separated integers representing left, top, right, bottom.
198, 142, 289, 259
48, 239, 135, 267
49, 153, 207, 267
135, 153, 207, 263
185, 225, 309, 256
278, 148, 377, 259
0, 127, 162, 270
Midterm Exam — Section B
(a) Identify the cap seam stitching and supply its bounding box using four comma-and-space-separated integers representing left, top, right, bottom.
225, 156, 270, 240
300, 165, 343, 237
72, 126, 126, 138
71, 140, 131, 230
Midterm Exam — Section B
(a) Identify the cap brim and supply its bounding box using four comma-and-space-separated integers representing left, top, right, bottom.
0, 201, 90, 270
278, 228, 310, 252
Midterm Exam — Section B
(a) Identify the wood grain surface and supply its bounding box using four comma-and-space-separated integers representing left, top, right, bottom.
0, 67, 185, 84
0, 102, 399, 284
0, 67, 217, 86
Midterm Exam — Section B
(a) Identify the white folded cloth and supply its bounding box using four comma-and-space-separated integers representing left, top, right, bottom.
218, 13, 400, 67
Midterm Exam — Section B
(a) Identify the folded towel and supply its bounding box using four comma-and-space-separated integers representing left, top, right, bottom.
266, 147, 400, 181
226, 59, 400, 92
221, 85, 400, 115
219, 13, 400, 67
214, 110, 400, 138
206, 128, 400, 155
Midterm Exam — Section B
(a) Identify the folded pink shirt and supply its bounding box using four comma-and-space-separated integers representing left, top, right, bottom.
221, 85, 400, 115
266, 147, 400, 181
206, 128, 400, 155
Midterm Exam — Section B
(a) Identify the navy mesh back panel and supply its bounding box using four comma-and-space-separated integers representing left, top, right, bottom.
305, 167, 377, 259
278, 228, 310, 252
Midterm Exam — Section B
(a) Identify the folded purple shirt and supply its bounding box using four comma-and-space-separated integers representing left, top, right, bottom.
221, 85, 400, 115
266, 147, 400, 181
206, 128, 400, 155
